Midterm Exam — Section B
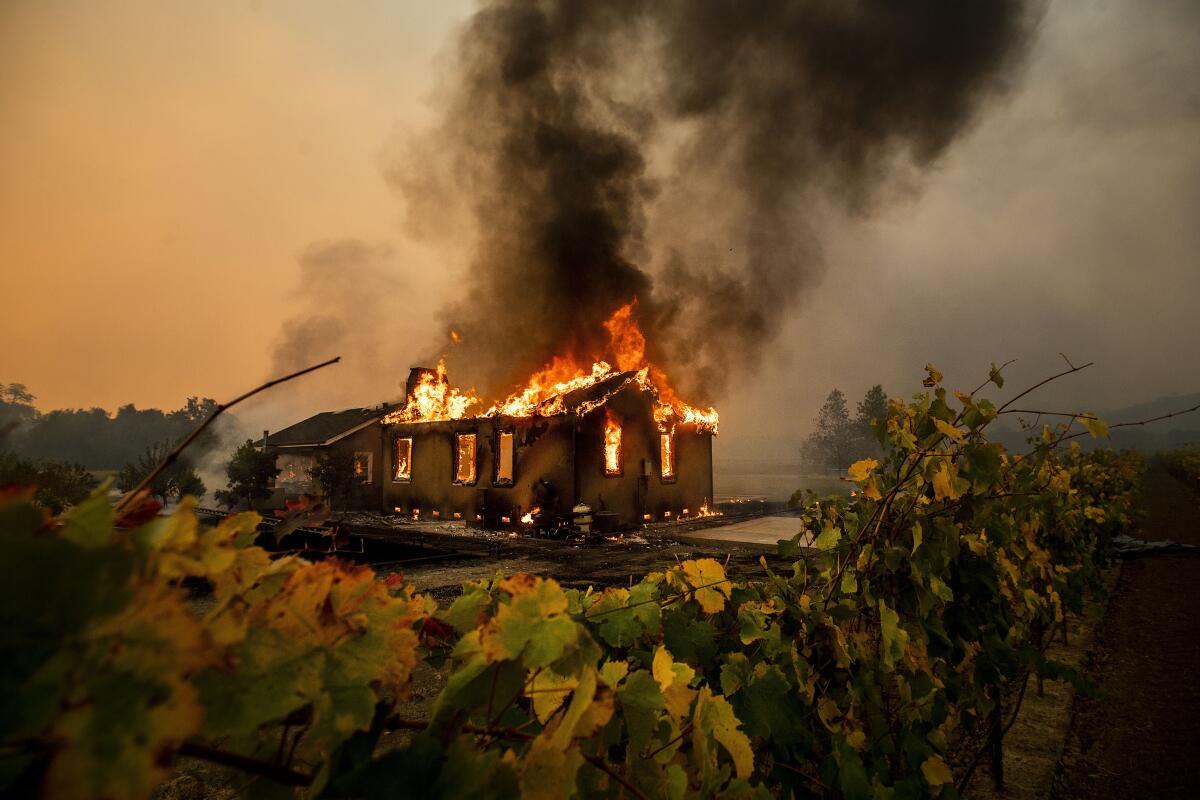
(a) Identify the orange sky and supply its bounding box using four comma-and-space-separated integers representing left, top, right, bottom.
2, 1, 1198, 456
0, 1, 466, 412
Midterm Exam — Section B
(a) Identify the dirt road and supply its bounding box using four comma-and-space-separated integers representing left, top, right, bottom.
1053, 459, 1200, 799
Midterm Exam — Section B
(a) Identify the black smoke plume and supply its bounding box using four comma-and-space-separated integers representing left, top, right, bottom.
397, 0, 1039, 400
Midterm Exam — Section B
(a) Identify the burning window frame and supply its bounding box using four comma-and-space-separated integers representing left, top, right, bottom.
493, 428, 515, 487
603, 409, 623, 477
393, 436, 413, 483
453, 431, 479, 486
659, 430, 676, 483
275, 453, 315, 492
353, 451, 373, 484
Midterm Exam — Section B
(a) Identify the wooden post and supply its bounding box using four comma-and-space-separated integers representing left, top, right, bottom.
991, 691, 1005, 791
1035, 622, 1045, 697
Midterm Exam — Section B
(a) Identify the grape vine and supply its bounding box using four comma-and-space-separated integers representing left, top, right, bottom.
0, 362, 1147, 799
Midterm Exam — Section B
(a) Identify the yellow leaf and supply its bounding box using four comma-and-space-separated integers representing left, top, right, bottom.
1077, 413, 1109, 438
933, 419, 965, 444
817, 697, 841, 730
923, 363, 944, 387
921, 754, 953, 786
863, 476, 883, 501
931, 461, 961, 501
527, 671, 578, 723
692, 688, 754, 779
846, 458, 879, 482
548, 669, 597, 749
652, 646, 698, 721
519, 737, 584, 800
679, 559, 732, 614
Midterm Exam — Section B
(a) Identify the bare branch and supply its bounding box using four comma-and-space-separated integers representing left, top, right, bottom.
1059, 402, 1200, 444
1000, 410, 1100, 419
114, 356, 341, 515
177, 741, 313, 787
969, 359, 1017, 396
996, 361, 1094, 415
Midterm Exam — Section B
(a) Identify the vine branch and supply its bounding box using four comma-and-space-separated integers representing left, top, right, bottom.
114, 356, 340, 515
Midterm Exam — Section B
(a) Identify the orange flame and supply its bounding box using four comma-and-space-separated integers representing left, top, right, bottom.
387, 301, 718, 433
604, 409, 622, 474
383, 358, 479, 424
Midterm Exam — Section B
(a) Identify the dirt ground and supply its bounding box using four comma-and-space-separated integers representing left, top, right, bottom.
1052, 459, 1200, 799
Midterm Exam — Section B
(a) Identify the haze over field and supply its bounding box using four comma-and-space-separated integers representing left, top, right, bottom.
2, 0, 1197, 453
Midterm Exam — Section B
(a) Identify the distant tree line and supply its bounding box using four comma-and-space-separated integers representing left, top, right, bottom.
1, 382, 218, 508
1, 383, 219, 470
801, 385, 889, 471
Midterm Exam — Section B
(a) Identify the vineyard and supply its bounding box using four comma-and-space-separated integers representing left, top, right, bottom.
0, 364, 1148, 799
1160, 448, 1200, 491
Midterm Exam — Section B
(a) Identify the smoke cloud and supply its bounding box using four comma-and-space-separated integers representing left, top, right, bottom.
396, 0, 1039, 402
270, 239, 404, 411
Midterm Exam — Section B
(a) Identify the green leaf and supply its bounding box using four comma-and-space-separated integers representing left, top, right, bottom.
618, 670, 666, 754
988, 361, 1005, 389
878, 600, 908, 669
479, 575, 581, 668
814, 525, 842, 551
588, 582, 660, 647
443, 584, 492, 633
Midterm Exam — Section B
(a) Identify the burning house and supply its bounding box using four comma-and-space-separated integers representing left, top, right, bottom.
382, 364, 714, 531
267, 303, 719, 531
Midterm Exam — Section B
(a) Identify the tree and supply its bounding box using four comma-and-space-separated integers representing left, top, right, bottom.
802, 386, 890, 470
802, 389, 856, 471
308, 449, 367, 511
215, 439, 279, 509
0, 383, 34, 405
116, 442, 206, 504
10, 395, 222, 469
0, 382, 38, 436
0, 451, 97, 513
852, 384, 889, 461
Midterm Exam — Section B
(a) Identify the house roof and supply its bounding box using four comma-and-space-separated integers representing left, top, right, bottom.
554, 370, 641, 416
267, 406, 389, 447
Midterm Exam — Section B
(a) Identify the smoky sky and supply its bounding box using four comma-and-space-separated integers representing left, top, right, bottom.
396, 0, 1039, 401
269, 239, 403, 410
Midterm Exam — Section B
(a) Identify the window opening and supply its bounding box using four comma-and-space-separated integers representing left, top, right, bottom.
660, 430, 676, 480
495, 430, 515, 485
353, 452, 373, 484
393, 436, 413, 482
455, 432, 477, 484
603, 410, 622, 476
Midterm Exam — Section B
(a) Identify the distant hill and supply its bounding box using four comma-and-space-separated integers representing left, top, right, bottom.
990, 391, 1200, 452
